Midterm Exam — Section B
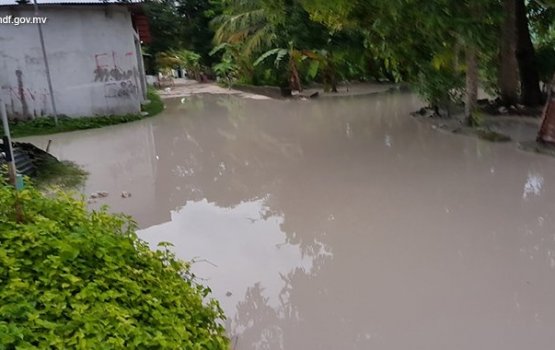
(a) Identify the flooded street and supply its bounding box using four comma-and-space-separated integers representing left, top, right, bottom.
21, 91, 555, 349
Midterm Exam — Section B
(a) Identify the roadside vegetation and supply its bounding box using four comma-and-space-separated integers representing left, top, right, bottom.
2, 88, 164, 138
33, 159, 88, 189
1, 143, 88, 190
144, 0, 555, 124
0, 179, 229, 349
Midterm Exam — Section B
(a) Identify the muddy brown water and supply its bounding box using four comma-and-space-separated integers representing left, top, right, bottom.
20, 91, 555, 349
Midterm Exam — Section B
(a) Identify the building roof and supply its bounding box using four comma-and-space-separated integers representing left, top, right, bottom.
0, 0, 151, 43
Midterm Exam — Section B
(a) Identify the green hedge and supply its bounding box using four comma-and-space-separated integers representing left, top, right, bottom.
3, 88, 165, 138
0, 180, 228, 349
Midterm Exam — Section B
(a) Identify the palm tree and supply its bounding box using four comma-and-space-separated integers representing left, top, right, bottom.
254, 46, 302, 92
211, 0, 282, 57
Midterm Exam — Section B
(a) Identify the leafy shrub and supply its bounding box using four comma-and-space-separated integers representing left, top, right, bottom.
156, 50, 204, 81
413, 65, 465, 112
34, 159, 89, 189
2, 88, 164, 138
536, 45, 555, 85
143, 87, 165, 117
0, 180, 229, 349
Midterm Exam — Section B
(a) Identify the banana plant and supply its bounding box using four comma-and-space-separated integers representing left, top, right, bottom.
156, 50, 203, 81
254, 43, 322, 92
210, 43, 254, 84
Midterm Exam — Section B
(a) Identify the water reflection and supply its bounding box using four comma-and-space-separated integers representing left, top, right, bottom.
139, 198, 324, 314
522, 172, 545, 199
18, 92, 555, 349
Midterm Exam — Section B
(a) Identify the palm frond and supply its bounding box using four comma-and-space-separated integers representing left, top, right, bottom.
254, 48, 286, 66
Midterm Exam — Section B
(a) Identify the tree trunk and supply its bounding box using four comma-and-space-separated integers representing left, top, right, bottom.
537, 74, 555, 144
499, 0, 519, 106
289, 59, 302, 92
515, 0, 543, 106
465, 45, 479, 126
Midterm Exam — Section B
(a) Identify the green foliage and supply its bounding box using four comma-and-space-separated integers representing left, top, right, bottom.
144, 0, 221, 67
5, 115, 144, 138
536, 45, 555, 84
144, 0, 187, 55
156, 50, 204, 80
476, 128, 512, 142
34, 160, 89, 189
529, 1, 555, 85
177, 49, 203, 79
2, 89, 164, 138
413, 66, 465, 111
155, 52, 183, 73
211, 0, 357, 88
253, 48, 288, 67
529, 0, 555, 43
213, 57, 239, 87
0, 180, 229, 349
212, 0, 279, 58
210, 43, 255, 84
300, 0, 500, 100
147, 0, 554, 109
143, 87, 165, 117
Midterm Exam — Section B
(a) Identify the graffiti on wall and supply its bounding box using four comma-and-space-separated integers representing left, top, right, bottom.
104, 81, 138, 98
3, 70, 49, 120
93, 51, 139, 99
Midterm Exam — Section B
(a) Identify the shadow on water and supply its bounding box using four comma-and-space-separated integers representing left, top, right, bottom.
20, 91, 555, 350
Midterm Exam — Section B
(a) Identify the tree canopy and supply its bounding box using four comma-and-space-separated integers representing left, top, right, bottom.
144, 0, 555, 110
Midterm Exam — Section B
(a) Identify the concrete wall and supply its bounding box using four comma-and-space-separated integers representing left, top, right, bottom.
0, 5, 145, 119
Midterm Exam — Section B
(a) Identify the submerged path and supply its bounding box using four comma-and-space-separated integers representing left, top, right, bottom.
19, 90, 555, 350
157, 79, 272, 100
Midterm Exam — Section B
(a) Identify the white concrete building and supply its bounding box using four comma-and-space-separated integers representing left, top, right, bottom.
0, 0, 147, 119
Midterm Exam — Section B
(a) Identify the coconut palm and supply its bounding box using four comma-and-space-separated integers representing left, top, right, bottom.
211, 0, 284, 57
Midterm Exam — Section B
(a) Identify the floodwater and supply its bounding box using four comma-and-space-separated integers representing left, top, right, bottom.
20, 90, 555, 350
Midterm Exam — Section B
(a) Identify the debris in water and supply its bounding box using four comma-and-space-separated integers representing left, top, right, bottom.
90, 191, 109, 199
226, 291, 232, 297
121, 191, 132, 198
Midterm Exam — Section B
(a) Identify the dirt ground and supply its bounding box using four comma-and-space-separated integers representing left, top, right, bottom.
157, 79, 272, 100
411, 108, 555, 157
158, 79, 397, 100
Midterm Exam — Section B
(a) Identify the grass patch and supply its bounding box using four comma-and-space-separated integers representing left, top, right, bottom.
143, 86, 165, 116
2, 87, 164, 138
34, 159, 89, 189
476, 128, 512, 142
6, 115, 148, 138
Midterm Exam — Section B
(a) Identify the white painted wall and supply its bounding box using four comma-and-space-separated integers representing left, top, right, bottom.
0, 5, 144, 119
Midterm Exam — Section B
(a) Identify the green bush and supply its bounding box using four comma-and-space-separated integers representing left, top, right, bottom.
536, 45, 555, 85
143, 86, 165, 117
413, 65, 465, 112
2, 88, 164, 138
0, 180, 229, 349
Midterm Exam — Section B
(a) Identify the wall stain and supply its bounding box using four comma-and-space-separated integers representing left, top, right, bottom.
104, 80, 138, 99
15, 69, 30, 119
93, 50, 139, 99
